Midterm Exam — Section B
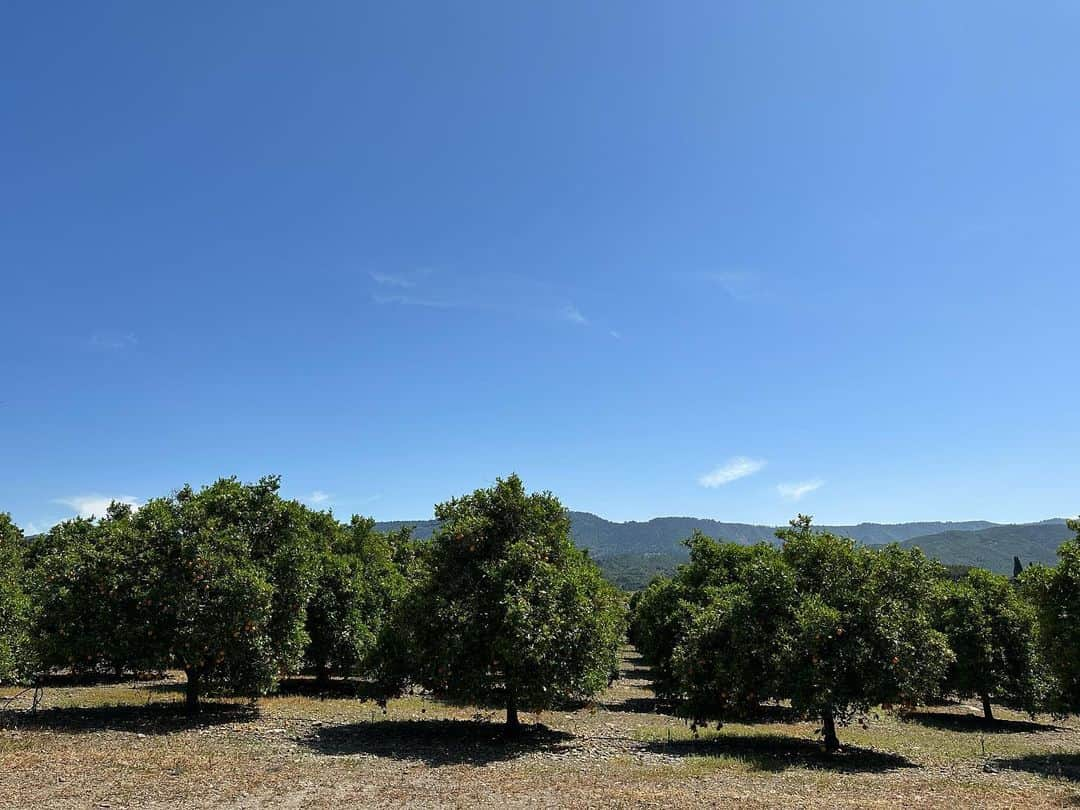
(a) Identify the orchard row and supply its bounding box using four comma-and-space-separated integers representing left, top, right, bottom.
0, 474, 624, 727
629, 517, 1080, 749
2, 476, 1078, 747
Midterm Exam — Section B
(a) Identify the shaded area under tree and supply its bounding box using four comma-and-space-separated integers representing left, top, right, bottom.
995, 753, 1080, 782
642, 732, 918, 774
902, 710, 1061, 735
0, 701, 254, 735
300, 718, 575, 766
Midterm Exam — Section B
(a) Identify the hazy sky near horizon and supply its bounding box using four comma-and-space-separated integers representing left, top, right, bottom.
3, 1, 1079, 532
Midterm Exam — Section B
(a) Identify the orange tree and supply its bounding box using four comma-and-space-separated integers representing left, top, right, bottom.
1022, 517, 1080, 715
776, 517, 951, 750
133, 476, 318, 711
395, 475, 625, 730
30, 477, 319, 712
647, 518, 951, 751
934, 568, 1043, 720
631, 532, 789, 705
628, 574, 687, 698
669, 541, 795, 722
303, 513, 405, 687
29, 504, 153, 678
0, 513, 31, 683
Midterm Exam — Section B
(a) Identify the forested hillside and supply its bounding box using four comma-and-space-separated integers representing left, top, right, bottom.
898, 519, 1072, 573
376, 512, 1068, 585
377, 511, 996, 556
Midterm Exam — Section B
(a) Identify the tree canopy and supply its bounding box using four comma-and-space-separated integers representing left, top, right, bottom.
29, 477, 321, 711
670, 540, 794, 721
398, 474, 625, 728
304, 513, 405, 687
631, 517, 952, 750
777, 519, 952, 750
1022, 518, 1080, 715
934, 568, 1043, 720
0, 513, 31, 684
29, 505, 150, 678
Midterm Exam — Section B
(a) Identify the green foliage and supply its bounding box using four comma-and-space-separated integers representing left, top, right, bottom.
596, 552, 682, 592
304, 513, 405, 684
1021, 517, 1080, 714
627, 574, 687, 697
131, 494, 274, 704
934, 568, 1043, 718
0, 514, 32, 683
630, 532, 794, 706
136, 476, 319, 707
777, 518, 952, 748
174, 476, 318, 673
29, 477, 319, 710
29, 505, 152, 677
626, 532, 726, 697
398, 474, 625, 726
942, 563, 975, 581
631, 518, 952, 750
671, 543, 795, 719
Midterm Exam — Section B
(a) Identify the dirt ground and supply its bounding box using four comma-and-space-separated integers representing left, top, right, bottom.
2, 649, 1079, 808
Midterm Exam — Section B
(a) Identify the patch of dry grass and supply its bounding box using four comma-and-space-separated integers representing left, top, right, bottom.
2, 650, 1079, 808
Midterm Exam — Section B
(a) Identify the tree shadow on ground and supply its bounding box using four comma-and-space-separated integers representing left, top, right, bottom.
139, 678, 386, 702
903, 710, 1061, 734
275, 677, 384, 701
602, 695, 801, 727
416, 692, 595, 721
750, 704, 805, 724
140, 682, 185, 694
618, 656, 651, 678
643, 732, 917, 773
1, 701, 254, 735
994, 753, 1080, 782
36, 671, 170, 687
601, 695, 674, 714
301, 719, 575, 766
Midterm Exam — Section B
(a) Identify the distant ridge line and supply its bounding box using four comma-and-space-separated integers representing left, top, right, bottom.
375, 511, 1072, 575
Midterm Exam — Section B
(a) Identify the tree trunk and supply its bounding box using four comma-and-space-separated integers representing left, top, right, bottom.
506, 690, 520, 732
185, 667, 202, 715
822, 708, 840, 752
981, 691, 994, 722
315, 663, 331, 690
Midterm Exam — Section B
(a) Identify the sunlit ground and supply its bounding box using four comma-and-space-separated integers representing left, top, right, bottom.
2, 649, 1078, 808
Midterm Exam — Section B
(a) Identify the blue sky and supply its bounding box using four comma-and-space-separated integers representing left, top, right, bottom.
3, 1, 1078, 532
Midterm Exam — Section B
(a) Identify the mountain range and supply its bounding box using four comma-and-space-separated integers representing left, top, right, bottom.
375, 512, 1074, 584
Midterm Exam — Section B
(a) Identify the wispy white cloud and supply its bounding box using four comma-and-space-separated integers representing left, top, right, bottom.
777, 479, 824, 501
89, 332, 138, 351
373, 294, 458, 309
366, 271, 618, 337
695, 271, 764, 302
56, 494, 141, 519
698, 457, 767, 488
370, 272, 416, 288
304, 490, 331, 505
560, 305, 589, 325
